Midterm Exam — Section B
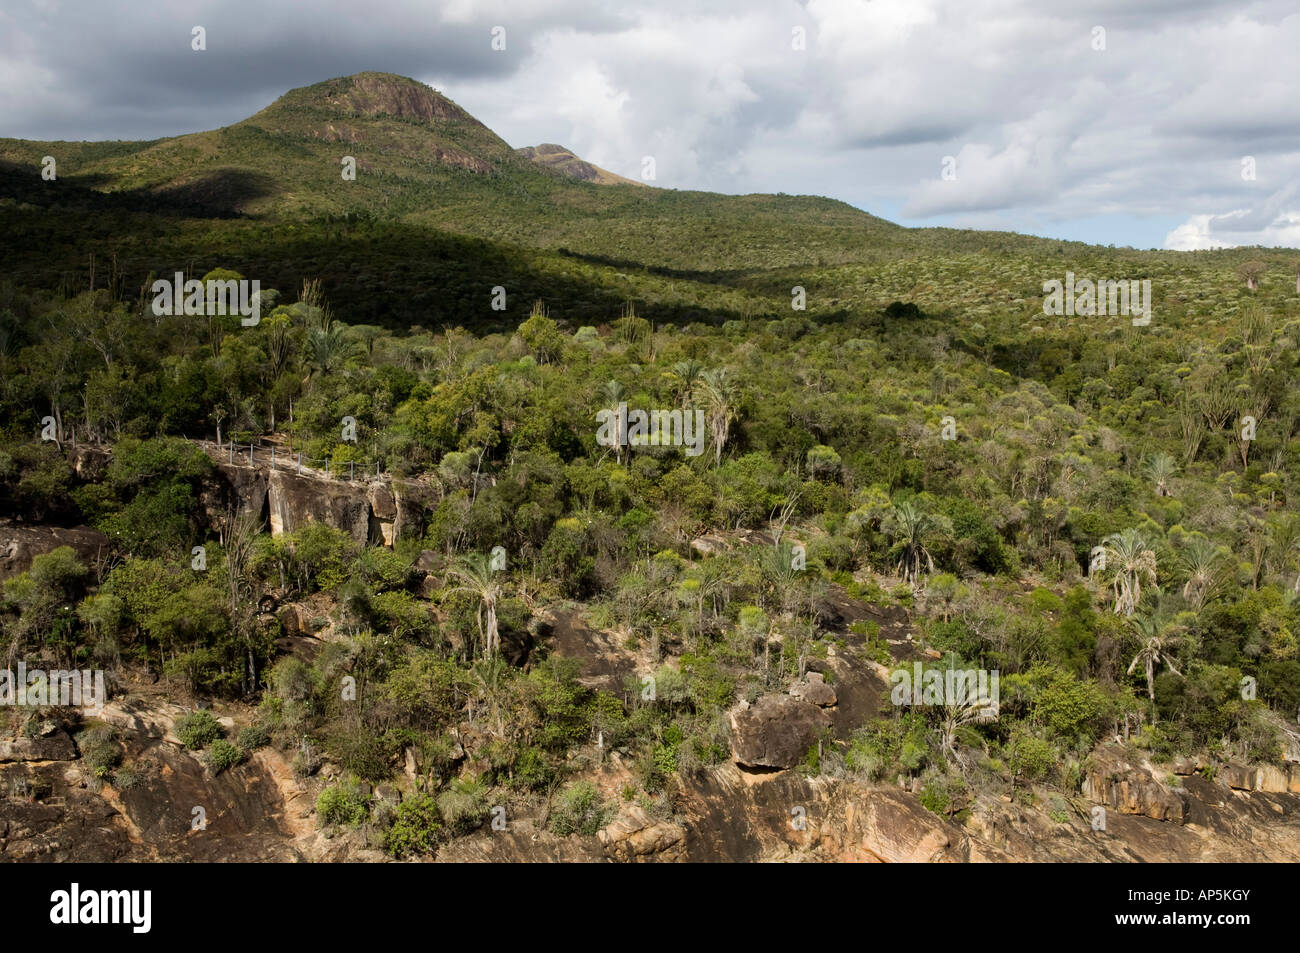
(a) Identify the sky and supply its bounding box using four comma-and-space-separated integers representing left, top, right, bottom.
2, 0, 1297, 251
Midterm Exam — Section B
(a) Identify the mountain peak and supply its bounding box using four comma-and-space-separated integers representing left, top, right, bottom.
516, 143, 645, 187
267, 72, 483, 126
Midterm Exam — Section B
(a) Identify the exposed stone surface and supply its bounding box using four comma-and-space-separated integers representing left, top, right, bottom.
543, 607, 638, 693
1221, 764, 1255, 791
1082, 748, 1187, 823
1255, 765, 1288, 794
0, 729, 77, 763
790, 671, 837, 708
598, 806, 687, 862
197, 456, 438, 550
0, 522, 112, 582
689, 535, 727, 557
69, 446, 111, 481
516, 143, 645, 187
729, 694, 832, 769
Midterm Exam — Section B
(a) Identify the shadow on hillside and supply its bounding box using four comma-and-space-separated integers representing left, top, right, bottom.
0, 160, 273, 219
0, 190, 761, 332
556, 246, 771, 286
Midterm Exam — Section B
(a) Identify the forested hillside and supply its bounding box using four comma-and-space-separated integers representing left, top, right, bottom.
3, 73, 1299, 862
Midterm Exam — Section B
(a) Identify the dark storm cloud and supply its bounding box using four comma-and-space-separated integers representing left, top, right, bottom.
1, 0, 1296, 247
1, 0, 631, 140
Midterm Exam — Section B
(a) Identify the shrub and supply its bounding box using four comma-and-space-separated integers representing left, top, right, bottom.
237, 724, 271, 752
78, 724, 122, 779
918, 783, 951, 816
1007, 730, 1054, 787
316, 782, 371, 827
326, 724, 395, 782
510, 745, 556, 791
436, 778, 491, 836
548, 781, 612, 836
204, 738, 245, 774
176, 710, 223, 750
384, 792, 442, 858
112, 767, 143, 790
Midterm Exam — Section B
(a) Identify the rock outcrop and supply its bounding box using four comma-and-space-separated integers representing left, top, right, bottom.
1081, 747, 1186, 823
0, 521, 111, 582
790, 672, 837, 708
198, 458, 436, 548
729, 694, 832, 770
0, 728, 77, 763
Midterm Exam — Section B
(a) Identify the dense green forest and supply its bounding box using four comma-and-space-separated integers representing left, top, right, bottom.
3, 73, 1299, 855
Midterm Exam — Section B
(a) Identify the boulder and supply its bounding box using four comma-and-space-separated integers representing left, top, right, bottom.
69, 446, 111, 481
1254, 765, 1288, 794
1081, 748, 1186, 823
0, 729, 78, 762
277, 604, 304, 639
1221, 764, 1255, 791
0, 522, 112, 583
789, 672, 837, 708
366, 483, 397, 545
267, 470, 375, 544
690, 535, 727, 558
728, 694, 832, 770
598, 806, 687, 862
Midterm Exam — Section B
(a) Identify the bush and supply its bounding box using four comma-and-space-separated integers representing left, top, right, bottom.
1007, 730, 1054, 787
326, 724, 395, 782
237, 724, 271, 752
204, 738, 245, 774
510, 745, 556, 791
384, 792, 442, 858
436, 778, 491, 836
548, 781, 612, 836
918, 782, 951, 816
112, 767, 143, 790
176, 710, 223, 750
78, 724, 122, 779
316, 782, 371, 827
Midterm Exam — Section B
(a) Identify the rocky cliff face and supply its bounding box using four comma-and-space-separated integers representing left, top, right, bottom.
199, 458, 435, 548
0, 522, 112, 583
6, 686, 1299, 863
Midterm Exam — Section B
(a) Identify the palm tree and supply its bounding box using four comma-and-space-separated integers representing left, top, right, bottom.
1142, 453, 1178, 498
447, 552, 503, 659
1126, 612, 1183, 701
1101, 528, 1158, 616
760, 540, 803, 615
697, 367, 738, 466
307, 324, 356, 378
939, 683, 997, 765
598, 379, 627, 464
1178, 537, 1228, 610
884, 500, 945, 587
927, 572, 966, 623
467, 656, 509, 738
1267, 515, 1300, 593
669, 359, 705, 408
